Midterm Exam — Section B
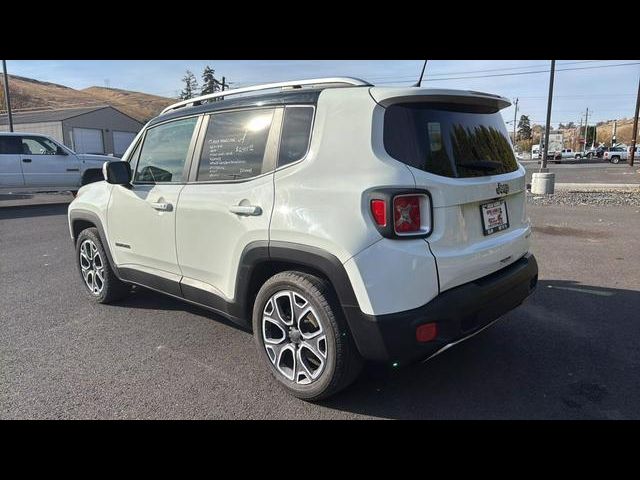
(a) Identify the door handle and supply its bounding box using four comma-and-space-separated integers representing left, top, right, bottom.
22, 158, 32, 163
229, 205, 262, 216
151, 202, 173, 212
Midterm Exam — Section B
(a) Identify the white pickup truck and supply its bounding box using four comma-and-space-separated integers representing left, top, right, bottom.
603, 146, 638, 164
0, 132, 112, 194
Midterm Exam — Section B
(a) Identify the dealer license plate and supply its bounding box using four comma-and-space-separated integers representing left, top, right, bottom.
480, 199, 509, 235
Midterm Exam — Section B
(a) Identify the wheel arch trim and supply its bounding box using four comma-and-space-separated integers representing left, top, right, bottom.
69, 209, 121, 278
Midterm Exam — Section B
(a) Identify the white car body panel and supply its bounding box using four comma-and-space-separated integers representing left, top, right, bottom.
176, 172, 275, 301
271, 88, 416, 264
107, 184, 185, 276
343, 238, 439, 316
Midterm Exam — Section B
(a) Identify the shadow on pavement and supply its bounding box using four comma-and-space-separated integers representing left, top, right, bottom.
105, 277, 639, 419
113, 287, 252, 333
0, 203, 69, 220
319, 279, 640, 419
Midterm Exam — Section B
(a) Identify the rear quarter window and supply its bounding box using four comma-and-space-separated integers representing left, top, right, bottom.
278, 106, 314, 167
384, 102, 518, 178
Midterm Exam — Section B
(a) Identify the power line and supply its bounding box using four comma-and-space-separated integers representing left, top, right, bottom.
366, 60, 614, 81
375, 61, 640, 84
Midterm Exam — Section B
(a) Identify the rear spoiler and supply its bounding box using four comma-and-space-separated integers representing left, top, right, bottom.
369, 87, 511, 111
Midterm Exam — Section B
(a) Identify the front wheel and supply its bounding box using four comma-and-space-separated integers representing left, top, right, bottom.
76, 228, 130, 303
611, 156, 620, 164
252, 271, 363, 401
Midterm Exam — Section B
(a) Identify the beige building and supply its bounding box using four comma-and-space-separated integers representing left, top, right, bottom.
0, 105, 143, 156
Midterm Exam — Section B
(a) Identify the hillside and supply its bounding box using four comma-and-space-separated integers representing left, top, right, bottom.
0, 74, 175, 122
82, 86, 175, 122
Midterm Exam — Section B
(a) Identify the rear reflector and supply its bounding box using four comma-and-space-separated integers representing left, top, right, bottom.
416, 322, 437, 343
370, 199, 387, 227
393, 195, 421, 234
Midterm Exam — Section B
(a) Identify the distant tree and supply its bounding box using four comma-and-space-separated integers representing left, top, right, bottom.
565, 121, 575, 129
517, 115, 532, 140
179, 70, 199, 100
201, 65, 220, 96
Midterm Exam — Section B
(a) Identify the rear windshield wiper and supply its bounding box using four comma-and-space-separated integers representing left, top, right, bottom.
458, 160, 503, 171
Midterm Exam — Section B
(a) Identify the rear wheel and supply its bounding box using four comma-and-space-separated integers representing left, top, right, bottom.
611, 156, 620, 164
252, 271, 363, 401
76, 228, 130, 303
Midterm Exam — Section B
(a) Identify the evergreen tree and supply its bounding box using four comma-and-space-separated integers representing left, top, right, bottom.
517, 115, 532, 140
179, 70, 199, 100
201, 65, 220, 96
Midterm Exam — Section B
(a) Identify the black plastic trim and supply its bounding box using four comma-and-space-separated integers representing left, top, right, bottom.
119, 267, 182, 298
345, 253, 538, 364
68, 209, 121, 278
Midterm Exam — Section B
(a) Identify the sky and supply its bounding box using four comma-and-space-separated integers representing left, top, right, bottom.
4, 60, 640, 128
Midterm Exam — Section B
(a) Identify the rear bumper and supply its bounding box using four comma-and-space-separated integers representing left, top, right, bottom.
343, 253, 538, 364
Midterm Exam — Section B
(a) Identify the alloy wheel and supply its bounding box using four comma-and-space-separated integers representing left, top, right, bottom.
79, 239, 105, 295
262, 290, 327, 385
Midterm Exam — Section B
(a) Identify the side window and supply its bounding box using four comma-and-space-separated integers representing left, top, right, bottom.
134, 117, 198, 183
0, 136, 22, 154
197, 108, 275, 181
21, 136, 59, 155
278, 106, 314, 167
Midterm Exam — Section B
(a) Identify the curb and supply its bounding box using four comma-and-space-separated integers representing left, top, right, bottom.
554, 183, 639, 192
526, 183, 640, 193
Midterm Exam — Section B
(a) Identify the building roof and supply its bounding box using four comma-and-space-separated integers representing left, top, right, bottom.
0, 105, 112, 126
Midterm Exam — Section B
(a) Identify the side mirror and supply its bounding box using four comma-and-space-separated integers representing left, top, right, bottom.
103, 161, 132, 186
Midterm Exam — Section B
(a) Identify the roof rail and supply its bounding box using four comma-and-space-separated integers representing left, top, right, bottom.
160, 77, 372, 115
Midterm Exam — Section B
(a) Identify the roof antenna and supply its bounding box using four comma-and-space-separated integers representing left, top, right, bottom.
413, 60, 428, 87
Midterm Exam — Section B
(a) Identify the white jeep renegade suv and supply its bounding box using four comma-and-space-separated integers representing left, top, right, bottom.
68, 78, 538, 400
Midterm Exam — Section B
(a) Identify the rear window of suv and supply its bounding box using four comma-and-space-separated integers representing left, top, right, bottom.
383, 102, 518, 178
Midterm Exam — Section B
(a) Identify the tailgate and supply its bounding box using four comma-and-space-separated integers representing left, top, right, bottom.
422, 172, 531, 292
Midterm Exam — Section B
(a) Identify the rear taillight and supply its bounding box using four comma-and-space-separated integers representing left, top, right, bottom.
393, 195, 421, 234
367, 190, 432, 239
393, 194, 431, 236
370, 199, 387, 227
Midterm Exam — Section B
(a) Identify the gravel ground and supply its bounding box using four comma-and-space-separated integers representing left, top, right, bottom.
527, 190, 640, 207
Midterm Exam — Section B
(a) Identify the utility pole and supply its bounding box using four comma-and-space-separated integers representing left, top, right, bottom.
583, 107, 589, 151
612, 119, 617, 147
577, 115, 583, 152
630, 72, 640, 167
2, 60, 14, 132
540, 60, 556, 171
513, 98, 518, 147
532, 60, 556, 195
221, 76, 227, 91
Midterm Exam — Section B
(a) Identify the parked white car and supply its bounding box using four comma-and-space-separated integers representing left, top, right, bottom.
68, 78, 538, 400
0, 132, 113, 194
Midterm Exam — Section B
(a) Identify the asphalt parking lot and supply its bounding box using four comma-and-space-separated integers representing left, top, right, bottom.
1, 194, 639, 419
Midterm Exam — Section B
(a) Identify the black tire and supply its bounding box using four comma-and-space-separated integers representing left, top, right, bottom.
611, 156, 620, 164
252, 271, 364, 401
76, 227, 130, 304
